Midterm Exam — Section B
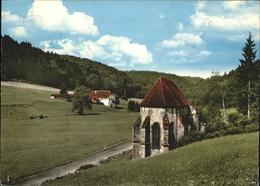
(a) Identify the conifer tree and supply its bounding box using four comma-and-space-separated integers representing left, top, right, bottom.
239, 32, 257, 119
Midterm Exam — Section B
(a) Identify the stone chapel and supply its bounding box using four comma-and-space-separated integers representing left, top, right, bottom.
132, 77, 201, 159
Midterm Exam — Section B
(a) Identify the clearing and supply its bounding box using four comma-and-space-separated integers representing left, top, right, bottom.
1, 85, 138, 183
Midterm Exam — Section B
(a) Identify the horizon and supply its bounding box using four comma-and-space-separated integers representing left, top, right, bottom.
2, 0, 259, 78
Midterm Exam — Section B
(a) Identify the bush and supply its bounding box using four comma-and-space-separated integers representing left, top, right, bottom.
176, 131, 207, 147
224, 126, 243, 135
121, 96, 128, 101
206, 119, 226, 133
244, 124, 259, 132
227, 112, 242, 126
206, 133, 216, 139
127, 101, 140, 112
60, 83, 68, 96
238, 119, 250, 128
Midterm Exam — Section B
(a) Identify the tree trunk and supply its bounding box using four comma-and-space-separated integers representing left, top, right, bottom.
248, 80, 251, 119
222, 89, 226, 119
124, 88, 127, 97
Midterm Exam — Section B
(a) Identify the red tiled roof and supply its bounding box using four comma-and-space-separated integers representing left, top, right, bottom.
90, 90, 111, 99
140, 77, 189, 108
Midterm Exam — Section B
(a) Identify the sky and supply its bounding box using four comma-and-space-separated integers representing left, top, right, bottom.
2, 0, 260, 78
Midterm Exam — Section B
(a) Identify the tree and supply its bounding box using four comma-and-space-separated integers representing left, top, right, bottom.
238, 32, 257, 119
60, 82, 68, 96
72, 85, 92, 115
123, 78, 127, 97
218, 79, 228, 119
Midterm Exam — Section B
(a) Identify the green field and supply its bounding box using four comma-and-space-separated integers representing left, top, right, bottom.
44, 132, 259, 186
1, 86, 138, 183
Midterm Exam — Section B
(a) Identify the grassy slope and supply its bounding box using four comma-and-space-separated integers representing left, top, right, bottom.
45, 132, 259, 186
1, 86, 138, 182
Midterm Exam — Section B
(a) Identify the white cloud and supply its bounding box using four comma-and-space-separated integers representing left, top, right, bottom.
40, 35, 153, 66
167, 50, 188, 57
11, 26, 27, 37
223, 1, 245, 10
164, 69, 227, 79
27, 0, 99, 35
191, 1, 259, 32
191, 11, 259, 31
170, 69, 212, 79
169, 49, 211, 64
40, 39, 78, 56
2, 11, 23, 23
177, 22, 184, 32
95, 35, 152, 65
159, 14, 165, 19
195, 1, 206, 11
161, 32, 203, 48
198, 50, 211, 57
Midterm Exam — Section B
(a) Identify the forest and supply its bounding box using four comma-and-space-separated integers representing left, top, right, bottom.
1, 34, 260, 132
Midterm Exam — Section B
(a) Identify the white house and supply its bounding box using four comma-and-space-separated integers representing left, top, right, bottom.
90, 90, 115, 108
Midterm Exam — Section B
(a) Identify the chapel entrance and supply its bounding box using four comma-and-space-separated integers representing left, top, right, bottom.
145, 122, 151, 157
168, 122, 176, 150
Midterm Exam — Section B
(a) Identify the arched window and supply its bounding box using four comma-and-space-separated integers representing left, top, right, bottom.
152, 123, 160, 149
133, 117, 141, 142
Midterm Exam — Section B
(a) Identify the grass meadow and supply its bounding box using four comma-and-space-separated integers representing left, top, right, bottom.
1, 86, 138, 183
44, 132, 259, 186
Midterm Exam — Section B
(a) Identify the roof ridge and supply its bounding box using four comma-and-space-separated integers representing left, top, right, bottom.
140, 77, 189, 108
160, 78, 166, 107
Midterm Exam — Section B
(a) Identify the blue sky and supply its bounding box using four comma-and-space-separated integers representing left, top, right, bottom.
2, 0, 259, 78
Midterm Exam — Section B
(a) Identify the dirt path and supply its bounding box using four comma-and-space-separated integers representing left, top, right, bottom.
8, 142, 132, 186
1, 81, 73, 94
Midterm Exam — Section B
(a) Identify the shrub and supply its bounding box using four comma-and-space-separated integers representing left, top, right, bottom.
60, 83, 68, 96
244, 124, 259, 132
176, 131, 207, 147
224, 126, 243, 135
227, 112, 242, 126
127, 101, 140, 112
206, 133, 216, 139
238, 119, 250, 128
121, 96, 128, 101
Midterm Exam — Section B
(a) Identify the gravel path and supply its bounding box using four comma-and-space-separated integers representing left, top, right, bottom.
1, 81, 73, 94
8, 142, 132, 186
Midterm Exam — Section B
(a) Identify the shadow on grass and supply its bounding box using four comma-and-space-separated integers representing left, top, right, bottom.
114, 106, 125, 110
47, 113, 102, 118
74, 113, 101, 116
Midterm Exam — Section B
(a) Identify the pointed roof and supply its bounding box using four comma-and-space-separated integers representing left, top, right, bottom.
140, 77, 189, 108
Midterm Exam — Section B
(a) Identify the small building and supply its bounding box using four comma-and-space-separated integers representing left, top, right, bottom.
90, 90, 115, 108
132, 77, 202, 159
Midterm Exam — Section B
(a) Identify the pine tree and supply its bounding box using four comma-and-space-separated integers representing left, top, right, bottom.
239, 32, 257, 119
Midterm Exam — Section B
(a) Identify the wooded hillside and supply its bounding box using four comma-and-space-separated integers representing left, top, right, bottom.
1, 35, 259, 126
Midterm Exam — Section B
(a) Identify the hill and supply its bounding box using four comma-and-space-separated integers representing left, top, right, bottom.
1, 35, 127, 94
1, 34, 259, 132
43, 132, 259, 186
1, 35, 201, 100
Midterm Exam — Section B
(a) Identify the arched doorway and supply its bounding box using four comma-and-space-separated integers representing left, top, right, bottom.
142, 116, 151, 157
152, 123, 161, 149
168, 122, 176, 150
145, 122, 151, 157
